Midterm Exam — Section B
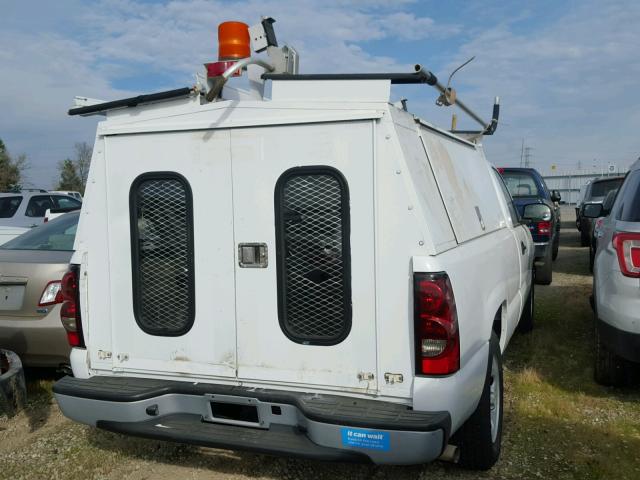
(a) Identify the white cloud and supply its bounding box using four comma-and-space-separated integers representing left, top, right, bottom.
433, 1, 640, 172
0, 0, 639, 188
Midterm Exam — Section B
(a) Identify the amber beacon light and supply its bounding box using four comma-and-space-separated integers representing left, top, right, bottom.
218, 21, 251, 60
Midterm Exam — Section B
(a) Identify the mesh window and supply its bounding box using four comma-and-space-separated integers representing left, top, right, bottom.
275, 167, 351, 345
130, 173, 195, 336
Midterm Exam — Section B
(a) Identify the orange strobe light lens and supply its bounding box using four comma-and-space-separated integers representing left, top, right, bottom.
218, 21, 251, 60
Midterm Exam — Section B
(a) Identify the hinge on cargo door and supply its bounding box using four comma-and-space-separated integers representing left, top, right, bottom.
384, 373, 404, 384
357, 372, 375, 381
97, 350, 112, 360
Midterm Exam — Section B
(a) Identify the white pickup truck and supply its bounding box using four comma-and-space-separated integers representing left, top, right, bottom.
53, 17, 538, 469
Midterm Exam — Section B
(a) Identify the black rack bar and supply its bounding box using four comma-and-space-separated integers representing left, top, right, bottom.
262, 71, 438, 85
68, 87, 195, 116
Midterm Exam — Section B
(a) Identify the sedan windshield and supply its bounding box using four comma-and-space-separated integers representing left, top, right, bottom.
501, 172, 540, 197
1, 212, 79, 251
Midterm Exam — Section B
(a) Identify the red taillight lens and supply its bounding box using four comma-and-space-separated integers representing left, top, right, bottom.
38, 281, 63, 306
613, 232, 640, 278
414, 272, 460, 375
60, 266, 84, 347
537, 221, 552, 236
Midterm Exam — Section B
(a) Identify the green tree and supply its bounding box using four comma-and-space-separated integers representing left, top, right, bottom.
0, 137, 27, 192
57, 159, 83, 191
73, 142, 92, 192
56, 142, 92, 193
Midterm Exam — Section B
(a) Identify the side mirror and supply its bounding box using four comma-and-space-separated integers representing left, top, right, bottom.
582, 203, 604, 219
522, 203, 552, 221
551, 190, 561, 202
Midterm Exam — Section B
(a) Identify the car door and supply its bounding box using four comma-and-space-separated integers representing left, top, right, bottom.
105, 130, 238, 379
230, 120, 378, 392
24, 195, 54, 227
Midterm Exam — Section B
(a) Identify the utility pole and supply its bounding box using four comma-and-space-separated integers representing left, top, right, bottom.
520, 139, 525, 167
524, 147, 533, 168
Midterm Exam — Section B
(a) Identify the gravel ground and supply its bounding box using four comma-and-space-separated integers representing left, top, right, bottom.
2, 206, 639, 480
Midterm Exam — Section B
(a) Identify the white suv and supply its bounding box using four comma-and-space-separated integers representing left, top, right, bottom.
0, 191, 81, 228
53, 18, 537, 469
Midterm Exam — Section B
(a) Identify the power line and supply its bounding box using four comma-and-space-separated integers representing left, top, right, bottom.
524, 147, 533, 168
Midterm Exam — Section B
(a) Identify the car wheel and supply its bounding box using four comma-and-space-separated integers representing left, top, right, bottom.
452, 333, 503, 470
594, 324, 628, 387
535, 248, 553, 285
589, 243, 595, 273
552, 237, 559, 261
517, 275, 534, 333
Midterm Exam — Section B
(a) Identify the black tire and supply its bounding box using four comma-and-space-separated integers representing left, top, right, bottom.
452, 333, 503, 470
535, 248, 553, 285
580, 230, 590, 247
552, 237, 559, 261
594, 324, 628, 387
517, 277, 534, 333
589, 243, 595, 273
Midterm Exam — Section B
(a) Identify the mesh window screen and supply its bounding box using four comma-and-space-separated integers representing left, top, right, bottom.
275, 167, 351, 345
130, 173, 195, 336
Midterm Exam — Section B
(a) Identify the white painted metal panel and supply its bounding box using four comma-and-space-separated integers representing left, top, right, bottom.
420, 129, 503, 243
271, 80, 390, 102
105, 131, 237, 378
231, 121, 378, 392
72, 137, 114, 372
391, 112, 456, 253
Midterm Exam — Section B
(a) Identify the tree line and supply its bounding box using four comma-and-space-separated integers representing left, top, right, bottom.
0, 138, 92, 194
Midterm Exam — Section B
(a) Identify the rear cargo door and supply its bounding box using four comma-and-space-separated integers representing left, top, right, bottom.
106, 130, 237, 379
231, 121, 378, 392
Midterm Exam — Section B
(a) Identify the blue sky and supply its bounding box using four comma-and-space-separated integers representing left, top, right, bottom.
1, 0, 639, 188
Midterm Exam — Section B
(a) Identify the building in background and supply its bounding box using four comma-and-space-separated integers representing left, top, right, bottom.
543, 165, 626, 205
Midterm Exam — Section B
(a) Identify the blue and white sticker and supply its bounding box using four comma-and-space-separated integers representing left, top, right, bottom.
341, 427, 390, 451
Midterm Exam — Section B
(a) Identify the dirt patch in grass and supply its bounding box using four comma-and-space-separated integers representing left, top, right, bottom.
1, 207, 639, 479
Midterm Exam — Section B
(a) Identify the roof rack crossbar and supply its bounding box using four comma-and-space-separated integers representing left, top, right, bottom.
262, 70, 438, 85
68, 87, 195, 116
263, 66, 499, 135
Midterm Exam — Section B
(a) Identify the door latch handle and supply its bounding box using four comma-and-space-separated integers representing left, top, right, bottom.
521, 241, 527, 255
238, 243, 268, 268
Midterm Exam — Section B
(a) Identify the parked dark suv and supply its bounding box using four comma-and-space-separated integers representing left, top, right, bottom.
577, 176, 624, 246
500, 168, 560, 285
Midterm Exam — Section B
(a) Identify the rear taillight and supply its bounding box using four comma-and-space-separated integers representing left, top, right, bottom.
60, 266, 84, 347
38, 281, 63, 306
414, 272, 460, 375
537, 221, 552, 236
613, 232, 640, 278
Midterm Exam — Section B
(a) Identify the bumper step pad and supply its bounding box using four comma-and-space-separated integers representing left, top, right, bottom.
99, 413, 367, 462
54, 375, 449, 432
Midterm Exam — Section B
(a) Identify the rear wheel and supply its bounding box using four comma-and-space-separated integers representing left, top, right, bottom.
552, 237, 559, 261
594, 324, 629, 387
517, 276, 534, 333
452, 333, 503, 470
535, 247, 553, 285
589, 241, 595, 273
